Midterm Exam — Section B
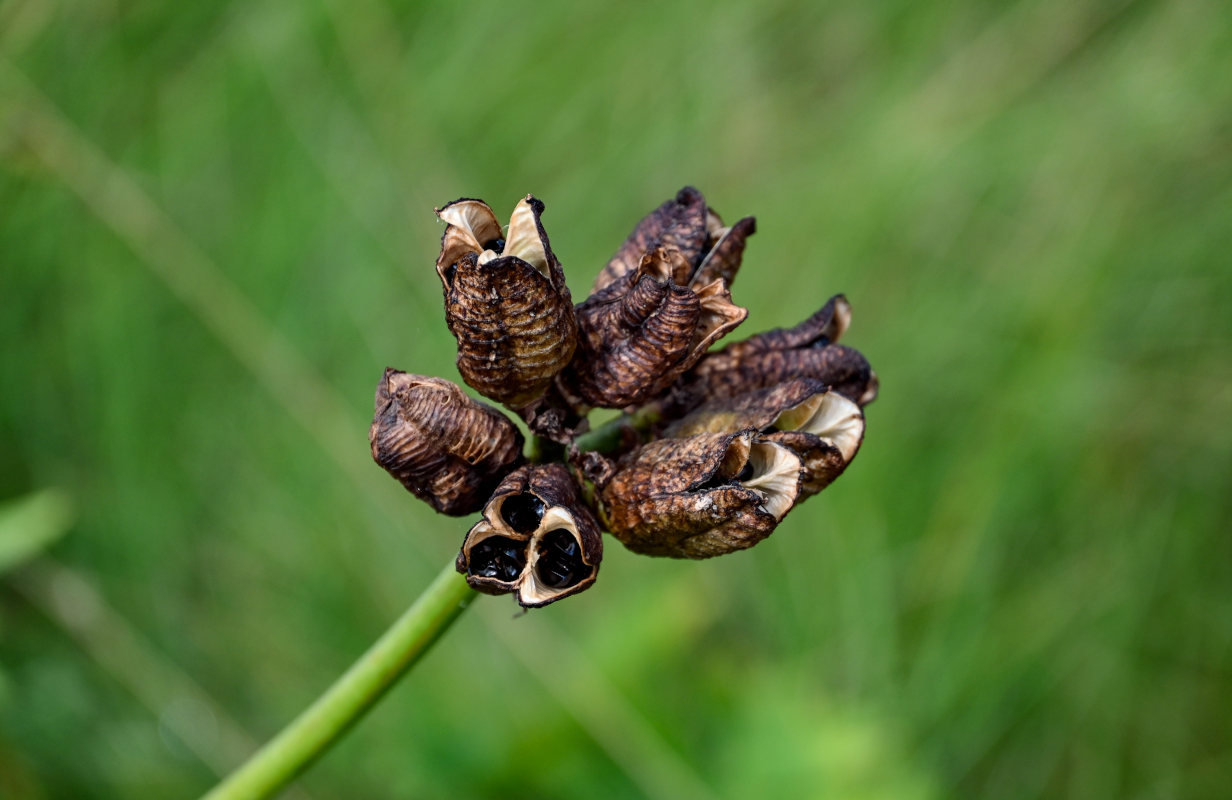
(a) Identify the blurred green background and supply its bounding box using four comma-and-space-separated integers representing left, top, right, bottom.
2, 0, 1230, 797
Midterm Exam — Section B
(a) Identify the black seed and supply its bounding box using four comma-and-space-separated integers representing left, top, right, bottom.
469, 535, 527, 582
763, 424, 781, 434
482, 237, 506, 254
535, 529, 586, 589
737, 462, 755, 482
444, 262, 458, 285
501, 493, 545, 534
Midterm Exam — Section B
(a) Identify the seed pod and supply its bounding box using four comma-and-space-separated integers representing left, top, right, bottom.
436, 196, 578, 408
594, 186, 756, 293
665, 378, 865, 497
692, 210, 757, 289
562, 247, 747, 409
677, 294, 879, 410
599, 430, 803, 559
369, 369, 524, 516
457, 464, 602, 608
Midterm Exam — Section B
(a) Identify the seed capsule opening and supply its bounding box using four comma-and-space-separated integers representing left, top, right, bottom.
739, 442, 802, 520
771, 391, 863, 460
500, 493, 545, 534
690, 432, 753, 492
534, 529, 586, 589
469, 535, 528, 581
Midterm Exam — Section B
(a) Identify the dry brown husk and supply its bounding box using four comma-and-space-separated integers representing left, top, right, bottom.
369, 369, 524, 516
598, 430, 803, 559
436, 196, 578, 408
562, 247, 746, 409
456, 464, 603, 608
672, 294, 879, 415
664, 378, 865, 497
594, 186, 756, 294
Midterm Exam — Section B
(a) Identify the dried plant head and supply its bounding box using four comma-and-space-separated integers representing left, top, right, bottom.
598, 430, 803, 558
457, 464, 602, 608
676, 294, 878, 414
436, 196, 578, 408
562, 246, 747, 409
595, 186, 757, 293
369, 369, 524, 516
665, 378, 865, 497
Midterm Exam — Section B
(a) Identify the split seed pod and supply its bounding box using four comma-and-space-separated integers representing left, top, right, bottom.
457, 464, 602, 608
599, 430, 803, 559
436, 196, 578, 408
665, 378, 865, 497
594, 186, 757, 293
563, 247, 746, 408
677, 294, 879, 412
369, 369, 524, 516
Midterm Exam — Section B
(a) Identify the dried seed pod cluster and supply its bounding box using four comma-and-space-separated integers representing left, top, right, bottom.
370, 186, 878, 606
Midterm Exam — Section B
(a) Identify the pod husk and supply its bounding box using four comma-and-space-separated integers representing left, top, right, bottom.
563, 248, 746, 408
437, 196, 578, 407
665, 379, 865, 497
599, 431, 802, 559
457, 464, 602, 608
369, 369, 524, 516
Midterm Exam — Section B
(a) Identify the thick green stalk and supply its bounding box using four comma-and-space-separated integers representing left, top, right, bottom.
201, 560, 475, 800
573, 404, 663, 455
201, 402, 661, 799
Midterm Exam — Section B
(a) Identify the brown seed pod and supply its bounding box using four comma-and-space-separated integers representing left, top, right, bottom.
562, 247, 747, 409
456, 464, 602, 608
693, 210, 757, 289
436, 196, 578, 408
665, 378, 865, 497
594, 186, 757, 294
599, 430, 803, 559
675, 294, 879, 412
369, 369, 524, 516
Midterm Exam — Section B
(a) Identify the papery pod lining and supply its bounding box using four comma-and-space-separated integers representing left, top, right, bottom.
435, 198, 504, 286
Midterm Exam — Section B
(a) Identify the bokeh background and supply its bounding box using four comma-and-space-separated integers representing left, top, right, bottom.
2, 0, 1230, 797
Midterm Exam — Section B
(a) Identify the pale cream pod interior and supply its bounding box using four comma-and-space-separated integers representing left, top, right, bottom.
740, 441, 802, 520
486, 197, 550, 278
438, 200, 503, 252
518, 506, 584, 606
773, 391, 864, 461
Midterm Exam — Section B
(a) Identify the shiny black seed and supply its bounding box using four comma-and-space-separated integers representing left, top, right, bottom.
535, 529, 586, 589
482, 237, 506, 254
501, 493, 545, 534
737, 462, 755, 482
444, 262, 458, 285
469, 536, 527, 582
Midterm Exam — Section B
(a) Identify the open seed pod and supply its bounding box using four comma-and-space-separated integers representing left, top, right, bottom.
562, 247, 746, 409
675, 294, 878, 414
594, 186, 756, 294
369, 369, 524, 516
457, 464, 602, 608
665, 378, 865, 497
599, 430, 803, 559
436, 196, 578, 408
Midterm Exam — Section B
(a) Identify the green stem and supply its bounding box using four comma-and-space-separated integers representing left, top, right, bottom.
573, 404, 663, 455
201, 560, 475, 800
